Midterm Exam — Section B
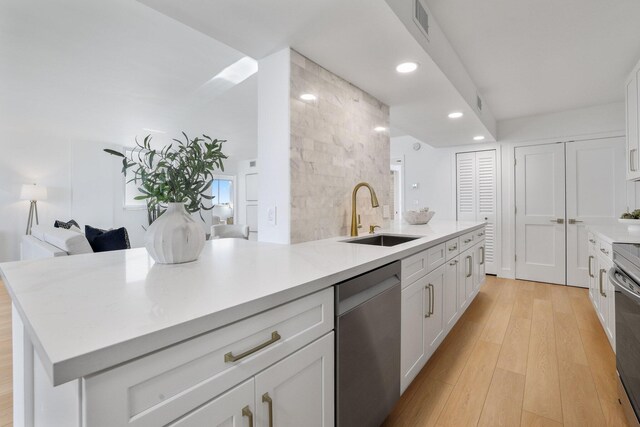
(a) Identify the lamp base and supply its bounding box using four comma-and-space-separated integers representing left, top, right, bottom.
26, 200, 39, 235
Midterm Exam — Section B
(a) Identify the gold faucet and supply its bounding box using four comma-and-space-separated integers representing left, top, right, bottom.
351, 182, 379, 237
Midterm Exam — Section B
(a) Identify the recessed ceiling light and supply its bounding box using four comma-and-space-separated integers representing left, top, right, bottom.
300, 93, 317, 101
448, 112, 464, 119
473, 135, 485, 141
374, 126, 387, 132
396, 62, 418, 73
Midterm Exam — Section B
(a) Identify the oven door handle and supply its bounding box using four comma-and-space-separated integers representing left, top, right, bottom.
608, 268, 640, 302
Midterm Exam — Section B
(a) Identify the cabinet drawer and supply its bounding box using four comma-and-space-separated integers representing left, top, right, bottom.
445, 238, 459, 261
427, 243, 446, 271
83, 288, 334, 427
459, 231, 476, 252
402, 251, 428, 287
599, 241, 612, 259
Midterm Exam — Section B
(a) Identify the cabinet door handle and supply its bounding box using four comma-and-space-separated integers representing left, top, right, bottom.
599, 268, 607, 297
480, 247, 485, 265
224, 331, 281, 363
632, 149, 637, 171
466, 256, 472, 278
262, 393, 274, 427
588, 255, 594, 278
242, 406, 254, 427
425, 285, 431, 318
429, 283, 434, 315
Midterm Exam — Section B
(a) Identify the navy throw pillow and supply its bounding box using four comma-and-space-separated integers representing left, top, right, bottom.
54, 219, 80, 230
85, 225, 131, 252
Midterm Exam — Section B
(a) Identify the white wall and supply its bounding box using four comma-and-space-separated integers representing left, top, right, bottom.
257, 48, 291, 244
498, 102, 627, 279
390, 135, 456, 219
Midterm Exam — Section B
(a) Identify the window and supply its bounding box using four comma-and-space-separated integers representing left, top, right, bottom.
212, 178, 233, 205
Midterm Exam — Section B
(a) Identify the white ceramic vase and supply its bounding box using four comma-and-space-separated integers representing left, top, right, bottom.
145, 202, 205, 264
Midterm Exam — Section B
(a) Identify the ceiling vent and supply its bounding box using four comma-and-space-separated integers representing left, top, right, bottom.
476, 94, 483, 112
413, 0, 430, 40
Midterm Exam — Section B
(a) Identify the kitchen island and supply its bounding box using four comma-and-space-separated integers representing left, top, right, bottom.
1, 220, 485, 427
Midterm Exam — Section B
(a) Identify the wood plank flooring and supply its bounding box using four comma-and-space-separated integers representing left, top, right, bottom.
0, 277, 628, 427
384, 276, 629, 427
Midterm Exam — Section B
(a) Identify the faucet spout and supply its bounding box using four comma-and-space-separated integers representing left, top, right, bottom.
351, 182, 379, 237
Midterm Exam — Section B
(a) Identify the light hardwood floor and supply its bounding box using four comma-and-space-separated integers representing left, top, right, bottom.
0, 278, 628, 427
384, 276, 629, 427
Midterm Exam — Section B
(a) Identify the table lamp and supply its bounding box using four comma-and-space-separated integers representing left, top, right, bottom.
21, 183, 47, 235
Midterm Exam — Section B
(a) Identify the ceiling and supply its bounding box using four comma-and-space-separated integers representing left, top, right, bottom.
138, 0, 496, 147
0, 0, 258, 164
425, 0, 640, 120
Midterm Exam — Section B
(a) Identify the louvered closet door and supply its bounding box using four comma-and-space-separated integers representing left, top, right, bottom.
476, 151, 497, 275
456, 150, 497, 275
456, 152, 476, 221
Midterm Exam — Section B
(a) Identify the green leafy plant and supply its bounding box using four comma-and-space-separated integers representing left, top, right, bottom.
105, 133, 227, 224
621, 209, 640, 219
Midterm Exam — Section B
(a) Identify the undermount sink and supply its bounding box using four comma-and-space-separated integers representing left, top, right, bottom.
342, 234, 420, 247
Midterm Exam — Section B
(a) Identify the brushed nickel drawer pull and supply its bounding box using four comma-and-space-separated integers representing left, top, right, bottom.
480, 247, 485, 265
242, 406, 254, 427
466, 256, 472, 278
448, 245, 457, 251
599, 268, 607, 297
425, 285, 432, 318
262, 393, 273, 427
224, 331, 281, 363
449, 260, 458, 266
429, 284, 434, 315
588, 255, 594, 278
464, 238, 472, 244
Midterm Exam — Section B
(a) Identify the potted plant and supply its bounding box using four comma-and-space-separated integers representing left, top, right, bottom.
105, 133, 227, 264
620, 209, 640, 233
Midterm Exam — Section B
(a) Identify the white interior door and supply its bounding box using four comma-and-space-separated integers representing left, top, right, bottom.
456, 150, 497, 274
566, 137, 626, 287
456, 152, 476, 222
475, 151, 497, 275
515, 143, 566, 284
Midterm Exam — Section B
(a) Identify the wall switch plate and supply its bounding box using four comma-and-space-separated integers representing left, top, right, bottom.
383, 205, 390, 219
267, 206, 277, 226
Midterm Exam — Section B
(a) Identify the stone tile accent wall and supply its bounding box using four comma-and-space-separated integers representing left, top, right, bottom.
289, 50, 390, 243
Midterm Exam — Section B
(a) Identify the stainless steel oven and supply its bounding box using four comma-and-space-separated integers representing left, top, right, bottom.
610, 243, 640, 427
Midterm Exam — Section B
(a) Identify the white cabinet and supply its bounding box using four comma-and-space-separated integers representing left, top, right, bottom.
425, 265, 445, 354
475, 241, 486, 293
84, 288, 334, 427
626, 64, 640, 180
169, 379, 255, 427
401, 275, 428, 391
400, 227, 486, 393
587, 231, 616, 351
444, 258, 459, 333
174, 333, 334, 427
254, 333, 334, 427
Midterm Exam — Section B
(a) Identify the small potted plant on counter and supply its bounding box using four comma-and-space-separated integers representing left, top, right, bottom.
105, 133, 227, 264
619, 209, 640, 233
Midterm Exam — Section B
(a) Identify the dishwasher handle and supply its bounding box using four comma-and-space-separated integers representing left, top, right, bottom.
336, 261, 401, 316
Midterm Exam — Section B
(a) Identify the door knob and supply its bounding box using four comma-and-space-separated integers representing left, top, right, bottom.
568, 219, 583, 225
549, 218, 565, 224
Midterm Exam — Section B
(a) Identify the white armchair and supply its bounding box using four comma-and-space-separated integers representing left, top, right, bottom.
210, 224, 250, 240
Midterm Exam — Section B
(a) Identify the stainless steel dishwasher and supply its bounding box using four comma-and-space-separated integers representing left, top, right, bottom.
335, 261, 401, 427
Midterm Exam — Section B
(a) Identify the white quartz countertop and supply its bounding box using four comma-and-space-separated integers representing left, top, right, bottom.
587, 225, 640, 244
0, 220, 484, 386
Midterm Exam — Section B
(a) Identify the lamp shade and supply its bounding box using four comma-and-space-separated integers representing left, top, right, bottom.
20, 184, 47, 201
